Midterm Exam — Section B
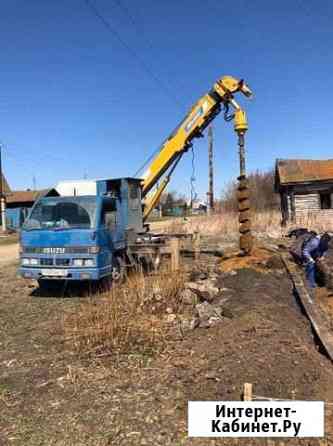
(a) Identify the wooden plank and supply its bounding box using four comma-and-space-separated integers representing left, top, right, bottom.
193, 231, 201, 261
281, 253, 333, 361
170, 238, 180, 271
243, 383, 252, 401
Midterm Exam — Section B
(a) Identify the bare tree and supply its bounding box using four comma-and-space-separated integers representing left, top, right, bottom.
220, 169, 279, 212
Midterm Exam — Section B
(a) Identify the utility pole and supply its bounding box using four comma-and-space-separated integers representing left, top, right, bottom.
33, 176, 37, 191
207, 125, 214, 214
0, 145, 6, 232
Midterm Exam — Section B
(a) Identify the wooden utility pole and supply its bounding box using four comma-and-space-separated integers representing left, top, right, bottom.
0, 146, 6, 232
207, 126, 214, 214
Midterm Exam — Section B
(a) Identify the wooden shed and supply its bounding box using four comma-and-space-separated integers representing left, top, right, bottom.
275, 159, 333, 224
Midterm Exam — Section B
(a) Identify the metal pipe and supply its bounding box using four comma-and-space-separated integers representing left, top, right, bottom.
238, 132, 246, 178
207, 126, 214, 213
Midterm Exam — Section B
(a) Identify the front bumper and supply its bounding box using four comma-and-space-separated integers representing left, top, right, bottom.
19, 267, 105, 281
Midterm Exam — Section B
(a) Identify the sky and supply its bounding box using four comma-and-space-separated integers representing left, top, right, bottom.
1, 0, 333, 200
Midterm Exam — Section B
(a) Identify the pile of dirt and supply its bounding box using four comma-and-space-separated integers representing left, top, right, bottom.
220, 246, 284, 273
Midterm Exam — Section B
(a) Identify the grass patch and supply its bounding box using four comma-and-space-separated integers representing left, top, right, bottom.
63, 270, 185, 359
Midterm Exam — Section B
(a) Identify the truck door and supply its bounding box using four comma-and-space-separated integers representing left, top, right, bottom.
98, 198, 117, 272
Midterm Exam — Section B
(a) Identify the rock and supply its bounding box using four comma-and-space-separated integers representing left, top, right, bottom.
221, 308, 234, 319
195, 302, 222, 321
199, 316, 223, 329
185, 281, 219, 298
189, 288, 214, 303
181, 317, 200, 331
180, 289, 198, 306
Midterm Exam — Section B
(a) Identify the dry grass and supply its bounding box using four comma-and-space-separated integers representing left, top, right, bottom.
63, 270, 185, 358
291, 212, 333, 233
164, 210, 333, 240
179, 211, 283, 238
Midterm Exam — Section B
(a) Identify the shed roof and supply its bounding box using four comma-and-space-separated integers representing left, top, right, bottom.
276, 159, 333, 186
5, 190, 47, 204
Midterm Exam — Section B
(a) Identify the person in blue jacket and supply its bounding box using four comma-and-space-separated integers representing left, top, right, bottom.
302, 232, 331, 288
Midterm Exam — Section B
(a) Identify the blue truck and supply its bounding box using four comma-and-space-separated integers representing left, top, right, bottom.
19, 178, 148, 287
18, 75, 252, 287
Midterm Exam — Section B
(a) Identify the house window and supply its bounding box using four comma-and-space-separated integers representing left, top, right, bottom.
320, 192, 332, 209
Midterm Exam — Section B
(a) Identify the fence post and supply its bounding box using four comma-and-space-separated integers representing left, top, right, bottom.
243, 382, 252, 401
170, 238, 180, 271
194, 231, 201, 261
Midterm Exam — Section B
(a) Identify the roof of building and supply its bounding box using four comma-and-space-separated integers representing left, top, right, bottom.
5, 190, 48, 204
276, 159, 333, 186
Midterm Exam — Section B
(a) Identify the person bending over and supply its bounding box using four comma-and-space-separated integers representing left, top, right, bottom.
302, 232, 331, 288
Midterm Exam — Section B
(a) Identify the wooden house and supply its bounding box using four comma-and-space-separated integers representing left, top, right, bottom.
275, 159, 333, 224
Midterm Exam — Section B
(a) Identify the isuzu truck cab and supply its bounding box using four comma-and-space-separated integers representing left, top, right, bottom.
19, 178, 144, 286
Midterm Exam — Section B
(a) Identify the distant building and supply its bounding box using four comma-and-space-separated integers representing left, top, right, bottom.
275, 159, 333, 225
191, 199, 207, 215
5, 190, 47, 229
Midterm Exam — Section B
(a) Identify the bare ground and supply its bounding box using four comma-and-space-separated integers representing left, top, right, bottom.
1, 247, 333, 445
0, 243, 18, 264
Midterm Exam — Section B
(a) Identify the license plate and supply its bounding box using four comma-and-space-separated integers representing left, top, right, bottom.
41, 269, 68, 277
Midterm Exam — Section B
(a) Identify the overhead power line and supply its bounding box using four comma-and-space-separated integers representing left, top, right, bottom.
84, 0, 183, 109
111, 0, 186, 109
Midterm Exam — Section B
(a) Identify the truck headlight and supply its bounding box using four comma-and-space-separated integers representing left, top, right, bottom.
30, 258, 39, 266
84, 259, 95, 267
73, 259, 84, 267
21, 258, 30, 265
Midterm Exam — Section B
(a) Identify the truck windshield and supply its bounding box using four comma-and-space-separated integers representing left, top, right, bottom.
23, 197, 97, 230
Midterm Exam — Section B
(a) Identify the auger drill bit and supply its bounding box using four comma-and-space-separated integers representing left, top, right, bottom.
234, 109, 253, 255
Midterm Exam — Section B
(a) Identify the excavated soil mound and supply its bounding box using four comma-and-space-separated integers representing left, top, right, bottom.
220, 247, 283, 274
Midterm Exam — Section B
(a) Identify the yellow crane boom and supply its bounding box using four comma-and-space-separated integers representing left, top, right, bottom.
141, 75, 252, 221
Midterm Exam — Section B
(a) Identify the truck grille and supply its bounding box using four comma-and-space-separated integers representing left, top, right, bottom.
55, 258, 70, 266
40, 258, 54, 266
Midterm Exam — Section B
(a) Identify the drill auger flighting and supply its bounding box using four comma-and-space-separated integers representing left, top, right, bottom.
234, 109, 253, 254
